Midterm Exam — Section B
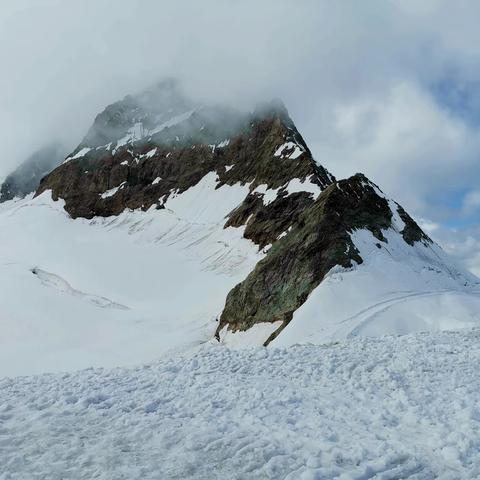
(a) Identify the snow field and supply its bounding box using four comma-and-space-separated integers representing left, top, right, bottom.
0, 179, 261, 377
1, 329, 479, 479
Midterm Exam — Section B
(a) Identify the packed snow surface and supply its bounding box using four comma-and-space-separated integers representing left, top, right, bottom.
1, 329, 480, 479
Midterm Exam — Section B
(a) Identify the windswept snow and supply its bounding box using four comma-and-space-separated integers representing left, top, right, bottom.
109, 110, 196, 154
1, 329, 480, 479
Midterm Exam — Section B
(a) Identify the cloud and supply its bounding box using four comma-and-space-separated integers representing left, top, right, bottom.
310, 82, 480, 221
0, 0, 479, 274
431, 225, 480, 277
463, 190, 480, 214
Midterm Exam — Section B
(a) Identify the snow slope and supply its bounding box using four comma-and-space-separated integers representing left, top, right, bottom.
272, 223, 480, 347
0, 176, 263, 377
1, 329, 480, 479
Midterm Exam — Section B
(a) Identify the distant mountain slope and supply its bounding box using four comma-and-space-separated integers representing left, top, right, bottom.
0, 79, 478, 376
0, 143, 66, 202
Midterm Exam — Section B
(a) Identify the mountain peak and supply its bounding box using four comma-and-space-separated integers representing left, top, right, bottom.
29, 80, 479, 350
253, 98, 290, 122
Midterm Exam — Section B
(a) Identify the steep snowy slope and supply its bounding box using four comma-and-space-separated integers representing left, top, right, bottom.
1, 79, 479, 377
2, 329, 480, 479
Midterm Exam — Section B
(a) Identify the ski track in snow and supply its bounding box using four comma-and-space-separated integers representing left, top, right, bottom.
31, 267, 129, 310
1, 329, 480, 479
346, 289, 480, 338
335, 289, 477, 338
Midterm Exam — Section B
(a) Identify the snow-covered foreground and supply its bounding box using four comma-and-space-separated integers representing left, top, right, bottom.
1, 329, 479, 479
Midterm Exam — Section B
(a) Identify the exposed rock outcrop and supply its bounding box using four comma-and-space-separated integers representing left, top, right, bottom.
216, 174, 430, 344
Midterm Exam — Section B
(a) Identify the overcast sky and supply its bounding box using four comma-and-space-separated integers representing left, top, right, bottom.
1, 0, 480, 273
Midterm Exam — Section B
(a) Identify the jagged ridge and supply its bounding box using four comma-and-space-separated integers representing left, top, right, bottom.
37, 82, 333, 220
217, 174, 431, 344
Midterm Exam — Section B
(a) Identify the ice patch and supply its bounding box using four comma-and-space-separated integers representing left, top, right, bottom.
285, 176, 322, 199
64, 147, 92, 163
253, 184, 279, 206
217, 139, 230, 148
100, 182, 126, 199
253, 176, 322, 205
388, 199, 406, 233
274, 141, 304, 159
144, 148, 157, 159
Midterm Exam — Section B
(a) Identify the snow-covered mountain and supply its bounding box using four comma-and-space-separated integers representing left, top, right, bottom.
1, 79, 479, 377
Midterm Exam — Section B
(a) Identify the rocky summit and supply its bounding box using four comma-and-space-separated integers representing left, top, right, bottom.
30, 79, 477, 346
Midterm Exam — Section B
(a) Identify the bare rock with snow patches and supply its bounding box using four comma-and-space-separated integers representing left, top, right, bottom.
12, 78, 476, 356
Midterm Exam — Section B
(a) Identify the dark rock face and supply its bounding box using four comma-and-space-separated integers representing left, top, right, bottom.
397, 205, 430, 246
216, 174, 399, 344
37, 89, 334, 219
0, 143, 66, 202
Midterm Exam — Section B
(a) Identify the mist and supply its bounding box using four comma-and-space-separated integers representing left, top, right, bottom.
2, 0, 480, 236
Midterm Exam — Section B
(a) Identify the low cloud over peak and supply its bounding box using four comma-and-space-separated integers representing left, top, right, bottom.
1, 0, 479, 271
